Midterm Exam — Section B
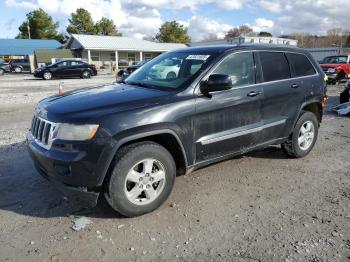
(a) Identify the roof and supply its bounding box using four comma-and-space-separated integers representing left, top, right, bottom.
190, 36, 298, 47
69, 34, 186, 52
178, 44, 302, 53
0, 39, 61, 56
34, 49, 73, 63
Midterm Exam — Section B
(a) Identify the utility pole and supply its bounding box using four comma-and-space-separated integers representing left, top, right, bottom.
27, 20, 31, 39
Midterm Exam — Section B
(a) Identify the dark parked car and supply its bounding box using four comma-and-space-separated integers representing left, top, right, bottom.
116, 60, 150, 83
27, 45, 327, 217
33, 60, 97, 80
9, 58, 31, 73
0, 59, 10, 75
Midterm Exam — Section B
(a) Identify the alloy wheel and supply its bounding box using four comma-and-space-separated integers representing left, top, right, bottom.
124, 158, 166, 206
298, 120, 315, 151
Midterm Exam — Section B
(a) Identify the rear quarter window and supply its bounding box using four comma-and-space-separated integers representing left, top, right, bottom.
286, 53, 316, 77
259, 52, 290, 82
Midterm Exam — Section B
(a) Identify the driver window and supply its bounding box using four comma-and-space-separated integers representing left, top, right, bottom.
57, 61, 70, 67
212, 52, 255, 87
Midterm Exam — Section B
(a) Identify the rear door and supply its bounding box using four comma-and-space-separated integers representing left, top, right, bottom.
257, 51, 305, 142
194, 51, 263, 163
70, 61, 85, 76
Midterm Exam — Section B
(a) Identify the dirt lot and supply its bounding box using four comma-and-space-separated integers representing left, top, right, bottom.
0, 73, 349, 262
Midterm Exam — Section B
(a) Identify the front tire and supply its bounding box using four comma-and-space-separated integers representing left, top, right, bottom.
282, 111, 318, 158
43, 71, 52, 80
0, 69, 4, 75
166, 72, 176, 79
105, 142, 176, 217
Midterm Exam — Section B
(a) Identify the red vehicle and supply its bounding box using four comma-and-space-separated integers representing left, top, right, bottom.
320, 55, 350, 84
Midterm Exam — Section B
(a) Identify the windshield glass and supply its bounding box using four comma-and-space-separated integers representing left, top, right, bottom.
322, 56, 348, 64
125, 51, 219, 90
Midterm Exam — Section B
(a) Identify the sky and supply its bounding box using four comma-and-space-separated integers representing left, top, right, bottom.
0, 0, 349, 42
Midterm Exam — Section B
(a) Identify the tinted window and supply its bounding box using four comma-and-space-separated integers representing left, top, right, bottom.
56, 61, 70, 67
212, 52, 255, 87
259, 52, 290, 82
286, 53, 316, 77
71, 61, 84, 66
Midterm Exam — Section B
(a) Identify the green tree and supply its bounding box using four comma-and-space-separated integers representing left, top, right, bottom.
16, 9, 59, 39
258, 31, 272, 37
155, 21, 191, 43
95, 17, 122, 36
67, 8, 97, 34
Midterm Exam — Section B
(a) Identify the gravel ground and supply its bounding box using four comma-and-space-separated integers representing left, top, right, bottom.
0, 74, 349, 262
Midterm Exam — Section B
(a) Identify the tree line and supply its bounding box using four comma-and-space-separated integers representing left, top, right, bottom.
15, 8, 350, 48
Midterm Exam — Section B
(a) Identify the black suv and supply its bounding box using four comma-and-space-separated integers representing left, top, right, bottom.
33, 60, 97, 80
27, 45, 327, 217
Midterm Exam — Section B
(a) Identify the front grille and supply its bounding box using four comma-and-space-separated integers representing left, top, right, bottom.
30, 116, 57, 149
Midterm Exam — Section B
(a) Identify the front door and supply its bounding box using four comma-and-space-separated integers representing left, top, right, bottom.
194, 51, 263, 163
53, 61, 71, 77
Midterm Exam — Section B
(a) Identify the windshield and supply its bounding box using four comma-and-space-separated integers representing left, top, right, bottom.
125, 51, 219, 90
322, 56, 348, 64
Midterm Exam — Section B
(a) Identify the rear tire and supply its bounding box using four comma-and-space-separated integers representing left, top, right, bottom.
14, 66, 22, 73
104, 142, 176, 217
0, 69, 4, 75
282, 111, 318, 158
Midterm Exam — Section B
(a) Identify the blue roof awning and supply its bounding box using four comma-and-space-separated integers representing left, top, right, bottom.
0, 39, 61, 56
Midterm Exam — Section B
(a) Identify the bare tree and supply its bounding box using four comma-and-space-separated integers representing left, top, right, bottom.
225, 25, 255, 39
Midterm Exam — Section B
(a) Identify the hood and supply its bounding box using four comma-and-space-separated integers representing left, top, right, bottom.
39, 83, 172, 121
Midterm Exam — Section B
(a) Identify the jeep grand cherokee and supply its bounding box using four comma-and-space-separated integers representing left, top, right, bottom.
27, 45, 327, 217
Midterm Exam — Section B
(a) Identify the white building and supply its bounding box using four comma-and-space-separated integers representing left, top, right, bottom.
190, 36, 298, 47
65, 34, 186, 70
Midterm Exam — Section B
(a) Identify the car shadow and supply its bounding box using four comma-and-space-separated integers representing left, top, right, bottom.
0, 141, 124, 219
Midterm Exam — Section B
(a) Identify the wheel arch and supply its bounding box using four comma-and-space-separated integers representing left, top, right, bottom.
302, 101, 323, 123
287, 100, 323, 139
99, 129, 188, 187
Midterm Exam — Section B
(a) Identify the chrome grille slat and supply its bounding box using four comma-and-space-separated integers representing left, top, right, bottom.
30, 116, 57, 150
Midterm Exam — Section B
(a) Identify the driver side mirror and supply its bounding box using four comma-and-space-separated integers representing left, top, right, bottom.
200, 74, 232, 95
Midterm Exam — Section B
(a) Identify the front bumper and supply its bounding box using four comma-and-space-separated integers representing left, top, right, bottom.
33, 71, 43, 78
325, 72, 337, 80
27, 132, 112, 206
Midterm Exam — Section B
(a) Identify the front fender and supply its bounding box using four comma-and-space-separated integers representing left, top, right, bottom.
95, 126, 189, 186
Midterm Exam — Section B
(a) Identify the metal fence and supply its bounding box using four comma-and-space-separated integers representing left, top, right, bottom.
306, 48, 340, 62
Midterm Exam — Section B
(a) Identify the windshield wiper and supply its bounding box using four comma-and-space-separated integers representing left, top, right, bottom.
126, 81, 157, 89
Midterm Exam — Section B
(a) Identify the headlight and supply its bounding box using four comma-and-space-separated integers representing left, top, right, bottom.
346, 80, 350, 88
54, 124, 99, 141
327, 68, 335, 73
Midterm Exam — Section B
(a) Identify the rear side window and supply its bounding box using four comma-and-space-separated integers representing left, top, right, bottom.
259, 52, 290, 82
286, 53, 316, 77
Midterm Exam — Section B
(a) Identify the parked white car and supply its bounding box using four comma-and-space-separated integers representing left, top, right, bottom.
149, 58, 181, 79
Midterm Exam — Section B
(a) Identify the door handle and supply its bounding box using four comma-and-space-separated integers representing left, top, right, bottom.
247, 91, 261, 97
291, 83, 299, 88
